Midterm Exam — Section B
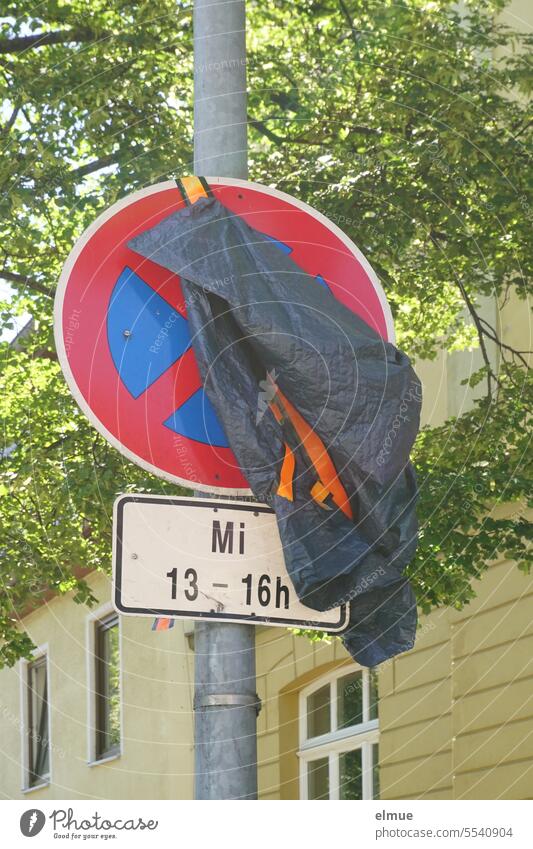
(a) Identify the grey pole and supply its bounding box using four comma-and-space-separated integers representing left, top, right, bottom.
193, 0, 247, 178
193, 0, 258, 800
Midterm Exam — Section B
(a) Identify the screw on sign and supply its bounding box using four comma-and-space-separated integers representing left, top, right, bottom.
54, 177, 394, 492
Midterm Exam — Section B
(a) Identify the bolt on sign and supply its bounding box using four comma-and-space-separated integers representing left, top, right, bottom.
113, 494, 348, 631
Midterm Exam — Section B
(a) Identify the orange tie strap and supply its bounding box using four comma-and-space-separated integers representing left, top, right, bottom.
269, 382, 353, 520
152, 617, 175, 631
310, 480, 332, 509
277, 442, 296, 501
177, 175, 212, 205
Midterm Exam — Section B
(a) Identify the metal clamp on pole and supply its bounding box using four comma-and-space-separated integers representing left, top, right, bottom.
194, 693, 262, 716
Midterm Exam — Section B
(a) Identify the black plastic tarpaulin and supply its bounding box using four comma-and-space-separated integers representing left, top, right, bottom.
129, 191, 422, 666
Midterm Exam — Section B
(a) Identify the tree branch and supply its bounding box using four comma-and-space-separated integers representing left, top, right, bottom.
338, 0, 360, 52
0, 28, 107, 55
249, 117, 287, 144
477, 316, 532, 369
0, 270, 52, 298
69, 153, 119, 180
2, 105, 20, 134
454, 278, 499, 398
34, 348, 58, 362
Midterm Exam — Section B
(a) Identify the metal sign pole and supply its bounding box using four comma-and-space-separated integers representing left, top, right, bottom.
192, 0, 258, 800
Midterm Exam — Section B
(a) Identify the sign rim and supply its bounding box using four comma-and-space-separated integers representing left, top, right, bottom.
112, 493, 350, 632
54, 177, 394, 494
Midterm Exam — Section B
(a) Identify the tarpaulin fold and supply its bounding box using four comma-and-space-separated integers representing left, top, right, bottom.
129, 194, 422, 666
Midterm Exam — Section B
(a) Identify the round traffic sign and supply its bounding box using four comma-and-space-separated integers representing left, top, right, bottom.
54, 178, 394, 494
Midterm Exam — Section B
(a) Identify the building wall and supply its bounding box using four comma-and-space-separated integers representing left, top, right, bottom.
374, 0, 533, 789
0, 571, 195, 800
2, 555, 531, 801
379, 558, 533, 800
0, 568, 355, 800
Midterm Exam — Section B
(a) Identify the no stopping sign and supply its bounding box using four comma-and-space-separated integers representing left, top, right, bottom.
54, 177, 394, 493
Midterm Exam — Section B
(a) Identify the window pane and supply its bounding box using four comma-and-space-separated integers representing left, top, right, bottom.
373, 743, 380, 800
369, 669, 379, 721
337, 671, 363, 729
307, 757, 329, 800
96, 617, 120, 758
340, 748, 362, 800
28, 657, 49, 785
105, 622, 121, 750
307, 684, 330, 739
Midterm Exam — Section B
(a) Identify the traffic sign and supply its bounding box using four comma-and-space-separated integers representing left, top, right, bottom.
112, 494, 349, 631
54, 177, 394, 493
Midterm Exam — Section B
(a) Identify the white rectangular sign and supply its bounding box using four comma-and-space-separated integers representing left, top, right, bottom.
112, 494, 348, 631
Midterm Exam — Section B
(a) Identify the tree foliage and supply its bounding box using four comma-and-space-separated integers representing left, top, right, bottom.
1, 0, 531, 666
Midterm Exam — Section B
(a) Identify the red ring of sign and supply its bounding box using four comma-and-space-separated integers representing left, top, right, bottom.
54, 178, 394, 493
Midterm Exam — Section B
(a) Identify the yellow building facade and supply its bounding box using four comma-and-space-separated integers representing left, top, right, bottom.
1, 552, 532, 800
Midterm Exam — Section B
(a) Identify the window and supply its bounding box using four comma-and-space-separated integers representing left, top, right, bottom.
26, 653, 50, 788
94, 613, 121, 761
299, 666, 379, 800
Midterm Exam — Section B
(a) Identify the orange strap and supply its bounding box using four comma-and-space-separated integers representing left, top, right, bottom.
277, 443, 295, 501
310, 480, 331, 508
179, 175, 210, 205
180, 175, 210, 204
270, 386, 353, 520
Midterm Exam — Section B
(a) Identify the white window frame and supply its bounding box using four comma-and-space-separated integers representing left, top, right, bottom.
86, 602, 123, 766
298, 665, 379, 800
19, 643, 51, 792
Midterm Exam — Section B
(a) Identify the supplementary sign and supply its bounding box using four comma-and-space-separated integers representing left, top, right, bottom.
112, 494, 349, 631
54, 177, 394, 494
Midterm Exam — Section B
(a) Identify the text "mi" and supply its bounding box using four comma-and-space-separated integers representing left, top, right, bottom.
212, 520, 245, 555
